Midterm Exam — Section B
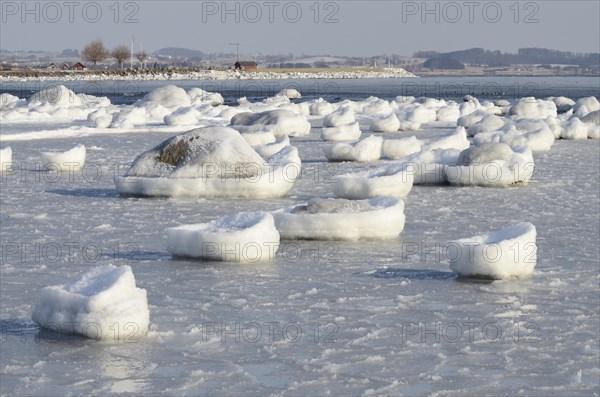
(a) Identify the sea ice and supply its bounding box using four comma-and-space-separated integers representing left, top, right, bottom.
166, 212, 280, 263
323, 135, 383, 162
370, 113, 401, 133
573, 96, 600, 117
277, 88, 302, 99
321, 107, 362, 141
273, 197, 405, 241
41, 144, 86, 171
309, 98, 336, 116
381, 136, 422, 160
0, 146, 12, 169
508, 97, 557, 119
114, 126, 300, 198
448, 222, 538, 280
420, 127, 470, 151
230, 109, 311, 137
333, 167, 414, 199
31, 264, 149, 340
446, 143, 535, 187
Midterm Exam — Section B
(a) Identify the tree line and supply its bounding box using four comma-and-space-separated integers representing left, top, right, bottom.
81, 39, 148, 69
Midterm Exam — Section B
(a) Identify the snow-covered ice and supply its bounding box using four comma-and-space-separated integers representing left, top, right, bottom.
1, 81, 599, 396
421, 126, 470, 151
0, 146, 12, 169
321, 108, 362, 141
31, 264, 149, 340
333, 167, 414, 199
448, 222, 538, 280
166, 212, 280, 263
381, 136, 422, 160
399, 148, 462, 184
508, 97, 558, 119
446, 143, 535, 187
114, 126, 301, 198
230, 109, 311, 137
273, 197, 405, 241
573, 96, 600, 117
323, 135, 383, 162
370, 112, 401, 133
277, 88, 302, 99
41, 144, 86, 171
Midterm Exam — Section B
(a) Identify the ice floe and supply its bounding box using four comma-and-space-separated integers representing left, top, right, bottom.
166, 212, 279, 263
446, 143, 535, 187
115, 126, 300, 198
448, 222, 538, 280
273, 197, 405, 241
41, 144, 86, 171
32, 264, 149, 340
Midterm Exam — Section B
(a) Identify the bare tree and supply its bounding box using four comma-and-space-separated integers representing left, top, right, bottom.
112, 45, 130, 69
136, 51, 148, 69
81, 39, 109, 69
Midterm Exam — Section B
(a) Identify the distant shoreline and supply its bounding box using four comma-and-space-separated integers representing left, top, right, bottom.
0, 67, 417, 82
1, 68, 597, 83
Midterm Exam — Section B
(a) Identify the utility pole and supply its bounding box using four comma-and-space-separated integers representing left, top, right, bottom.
131, 36, 134, 69
229, 42, 240, 62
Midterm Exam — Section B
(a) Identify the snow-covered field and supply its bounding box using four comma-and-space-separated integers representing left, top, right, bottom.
1, 81, 599, 396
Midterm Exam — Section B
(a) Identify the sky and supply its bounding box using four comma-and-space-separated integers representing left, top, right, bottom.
1, 0, 599, 57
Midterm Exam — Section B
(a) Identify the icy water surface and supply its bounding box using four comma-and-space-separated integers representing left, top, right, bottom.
1, 125, 599, 395
2, 76, 600, 105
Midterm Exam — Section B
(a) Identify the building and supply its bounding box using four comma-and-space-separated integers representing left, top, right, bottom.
72, 62, 87, 71
234, 61, 258, 70
61, 63, 71, 70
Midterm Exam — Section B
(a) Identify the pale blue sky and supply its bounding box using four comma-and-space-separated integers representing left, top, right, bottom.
1, 1, 599, 56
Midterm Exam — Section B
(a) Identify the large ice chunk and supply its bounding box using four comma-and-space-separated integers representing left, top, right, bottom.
166, 212, 280, 263
581, 110, 600, 139
41, 144, 86, 171
560, 117, 590, 140
323, 107, 356, 127
273, 197, 405, 241
381, 136, 422, 160
370, 113, 401, 133
115, 126, 300, 198
573, 96, 599, 118
32, 265, 149, 340
399, 148, 462, 185
230, 109, 311, 137
421, 127, 470, 151
136, 85, 191, 109
28, 85, 83, 107
322, 108, 362, 141
508, 97, 557, 119
448, 223, 538, 280
277, 88, 302, 99
321, 122, 362, 142
333, 167, 414, 199
446, 143, 534, 187
323, 135, 383, 162
309, 98, 336, 116
122, 126, 263, 179
473, 122, 555, 153
0, 146, 12, 170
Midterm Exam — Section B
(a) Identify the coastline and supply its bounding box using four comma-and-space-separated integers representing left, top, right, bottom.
0, 68, 417, 82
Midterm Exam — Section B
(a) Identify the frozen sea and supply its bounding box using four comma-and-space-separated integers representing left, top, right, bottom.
0, 77, 599, 396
